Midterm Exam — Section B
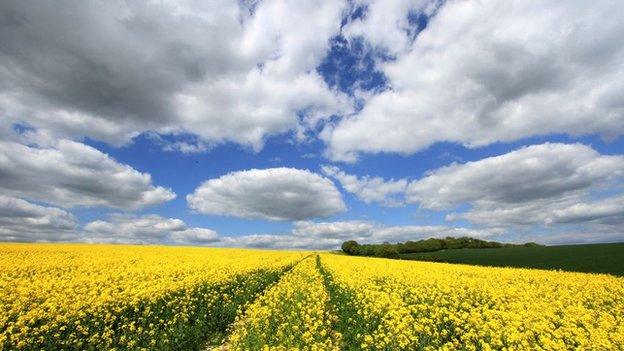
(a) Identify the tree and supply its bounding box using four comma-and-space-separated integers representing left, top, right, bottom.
373, 245, 400, 259
340, 237, 542, 259
341, 240, 360, 255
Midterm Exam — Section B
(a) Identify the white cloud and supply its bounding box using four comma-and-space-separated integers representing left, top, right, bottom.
372, 225, 503, 242
0, 196, 77, 242
292, 220, 376, 239
83, 214, 219, 245
220, 220, 501, 250
406, 143, 624, 233
145, 133, 210, 154
445, 198, 573, 228
320, 144, 624, 240
0, 0, 350, 150
448, 194, 624, 231
169, 227, 220, 245
0, 208, 221, 245
0, 137, 176, 209
322, 165, 408, 206
407, 143, 624, 210
549, 195, 624, 225
187, 168, 345, 221
344, 0, 435, 55
219, 234, 341, 250
324, 0, 624, 161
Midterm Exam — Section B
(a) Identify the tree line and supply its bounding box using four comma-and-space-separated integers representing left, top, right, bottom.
341, 237, 542, 259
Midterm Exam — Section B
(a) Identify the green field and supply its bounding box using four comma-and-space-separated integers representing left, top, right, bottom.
400, 242, 624, 276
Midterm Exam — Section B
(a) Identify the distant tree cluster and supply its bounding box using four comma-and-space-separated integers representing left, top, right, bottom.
341, 237, 542, 258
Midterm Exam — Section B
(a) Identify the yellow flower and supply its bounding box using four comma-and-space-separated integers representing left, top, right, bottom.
0, 243, 304, 350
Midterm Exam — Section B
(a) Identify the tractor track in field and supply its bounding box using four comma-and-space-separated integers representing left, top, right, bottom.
206, 254, 344, 351
202, 255, 315, 351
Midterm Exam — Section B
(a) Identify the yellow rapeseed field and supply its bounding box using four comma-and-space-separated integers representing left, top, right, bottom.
0, 243, 304, 350
1, 244, 623, 350
227, 256, 338, 351
320, 254, 624, 351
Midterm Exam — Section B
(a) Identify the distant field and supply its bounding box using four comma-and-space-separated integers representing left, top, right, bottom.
400, 242, 624, 275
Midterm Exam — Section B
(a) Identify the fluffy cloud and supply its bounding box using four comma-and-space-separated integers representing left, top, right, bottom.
0, 209, 221, 245
187, 168, 345, 221
410, 143, 624, 238
371, 225, 503, 242
548, 195, 624, 225
0, 0, 350, 150
344, 0, 436, 55
219, 234, 340, 250
169, 227, 220, 245
4, 0, 623, 160
221, 220, 501, 250
324, 144, 624, 236
447, 195, 624, 229
83, 214, 219, 245
0, 196, 77, 242
0, 138, 176, 209
322, 165, 407, 206
294, 220, 500, 243
407, 143, 624, 210
451, 190, 624, 228
292, 220, 376, 239
324, 0, 624, 161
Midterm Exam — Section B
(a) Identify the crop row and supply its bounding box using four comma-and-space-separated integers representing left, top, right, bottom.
0, 244, 304, 350
206, 254, 624, 350
2, 244, 623, 350
226, 256, 338, 350
320, 254, 624, 351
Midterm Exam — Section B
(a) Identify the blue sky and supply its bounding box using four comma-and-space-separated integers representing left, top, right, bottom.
1, 0, 623, 248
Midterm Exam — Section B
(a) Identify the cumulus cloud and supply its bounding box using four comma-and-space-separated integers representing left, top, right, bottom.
298, 220, 501, 243
219, 234, 341, 250
0, 137, 176, 209
0, 0, 350, 150
83, 214, 219, 245
548, 195, 624, 225
408, 143, 624, 234
322, 165, 407, 206
220, 220, 501, 250
324, 0, 624, 161
407, 143, 624, 210
187, 168, 345, 221
344, 0, 436, 55
0, 196, 77, 242
0, 208, 221, 245
292, 220, 376, 239
169, 227, 220, 245
321, 144, 624, 237
145, 133, 210, 154
372, 225, 503, 242
447, 195, 624, 231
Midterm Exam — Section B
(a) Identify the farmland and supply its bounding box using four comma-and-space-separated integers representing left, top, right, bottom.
400, 242, 624, 276
1, 244, 623, 350
0, 244, 304, 350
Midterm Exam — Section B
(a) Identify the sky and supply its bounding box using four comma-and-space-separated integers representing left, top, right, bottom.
0, 0, 623, 249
